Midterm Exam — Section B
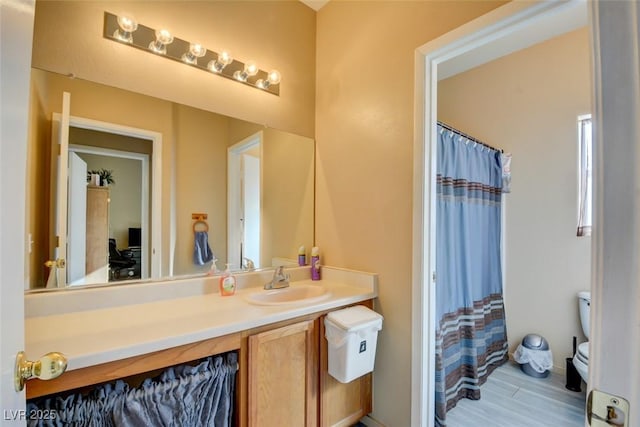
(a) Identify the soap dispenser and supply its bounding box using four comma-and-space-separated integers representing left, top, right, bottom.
219, 263, 236, 296
208, 259, 219, 276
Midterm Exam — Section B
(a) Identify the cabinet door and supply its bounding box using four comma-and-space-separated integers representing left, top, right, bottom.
248, 319, 318, 427
319, 311, 373, 427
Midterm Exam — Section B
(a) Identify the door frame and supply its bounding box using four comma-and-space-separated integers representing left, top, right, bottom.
70, 144, 150, 280
54, 114, 163, 280
228, 131, 262, 270
411, 1, 593, 425
588, 1, 640, 424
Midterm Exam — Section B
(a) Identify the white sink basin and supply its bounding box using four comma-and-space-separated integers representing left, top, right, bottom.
244, 284, 331, 306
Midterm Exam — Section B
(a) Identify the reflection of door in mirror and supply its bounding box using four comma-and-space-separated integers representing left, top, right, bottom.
228, 133, 262, 270
63, 123, 156, 287
46, 93, 71, 288
67, 152, 88, 285
27, 87, 162, 289
72, 145, 148, 284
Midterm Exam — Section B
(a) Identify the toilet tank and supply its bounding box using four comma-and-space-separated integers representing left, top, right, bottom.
578, 291, 591, 339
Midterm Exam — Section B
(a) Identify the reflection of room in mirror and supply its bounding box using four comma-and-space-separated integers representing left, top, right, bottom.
26, 68, 314, 291
70, 139, 149, 284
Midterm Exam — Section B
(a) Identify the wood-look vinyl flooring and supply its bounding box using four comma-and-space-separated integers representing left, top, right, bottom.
446, 362, 586, 427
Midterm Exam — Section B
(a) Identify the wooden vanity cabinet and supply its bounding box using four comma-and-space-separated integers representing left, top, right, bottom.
240, 299, 374, 427
247, 319, 319, 427
27, 300, 374, 427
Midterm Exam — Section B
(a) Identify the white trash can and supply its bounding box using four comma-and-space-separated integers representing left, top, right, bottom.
324, 305, 383, 383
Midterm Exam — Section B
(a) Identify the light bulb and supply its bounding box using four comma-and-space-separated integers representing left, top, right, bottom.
233, 60, 259, 82
182, 43, 207, 64
218, 51, 233, 66
149, 29, 173, 55
207, 50, 233, 73
156, 29, 173, 44
257, 69, 281, 89
113, 15, 138, 43
244, 61, 258, 77
267, 70, 281, 85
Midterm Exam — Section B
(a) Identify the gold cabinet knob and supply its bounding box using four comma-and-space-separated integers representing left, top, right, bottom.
15, 351, 68, 391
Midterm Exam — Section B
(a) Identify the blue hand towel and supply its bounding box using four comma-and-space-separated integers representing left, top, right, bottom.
193, 231, 215, 265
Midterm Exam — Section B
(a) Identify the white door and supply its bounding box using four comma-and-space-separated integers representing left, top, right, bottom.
228, 132, 262, 270
242, 153, 260, 267
67, 152, 87, 284
589, 2, 640, 424
0, 0, 34, 413
52, 92, 71, 287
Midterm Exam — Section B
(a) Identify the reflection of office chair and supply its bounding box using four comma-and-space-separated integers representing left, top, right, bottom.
109, 238, 135, 279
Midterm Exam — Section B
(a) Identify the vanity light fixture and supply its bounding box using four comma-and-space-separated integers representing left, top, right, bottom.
103, 11, 281, 95
207, 50, 233, 73
113, 15, 138, 43
149, 28, 174, 55
182, 43, 207, 65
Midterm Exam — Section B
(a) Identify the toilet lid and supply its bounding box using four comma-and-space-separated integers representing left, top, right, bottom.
577, 342, 589, 361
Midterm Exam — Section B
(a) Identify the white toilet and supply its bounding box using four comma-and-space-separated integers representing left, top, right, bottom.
573, 291, 591, 383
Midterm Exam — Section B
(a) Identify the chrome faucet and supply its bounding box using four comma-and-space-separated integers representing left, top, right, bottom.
242, 257, 255, 271
264, 266, 290, 290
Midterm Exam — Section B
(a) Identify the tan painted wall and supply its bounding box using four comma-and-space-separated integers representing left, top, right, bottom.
32, 0, 316, 138
438, 28, 592, 370
262, 128, 315, 265
315, 1, 506, 425
173, 103, 229, 276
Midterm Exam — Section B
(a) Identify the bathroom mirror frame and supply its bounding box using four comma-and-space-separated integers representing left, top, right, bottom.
29, 2, 315, 292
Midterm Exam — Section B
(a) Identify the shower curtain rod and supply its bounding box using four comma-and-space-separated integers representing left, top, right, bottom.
437, 121, 503, 153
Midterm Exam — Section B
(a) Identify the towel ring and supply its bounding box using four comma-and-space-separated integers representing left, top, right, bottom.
193, 220, 209, 233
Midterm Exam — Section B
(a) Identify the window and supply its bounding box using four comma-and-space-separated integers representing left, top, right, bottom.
577, 115, 592, 236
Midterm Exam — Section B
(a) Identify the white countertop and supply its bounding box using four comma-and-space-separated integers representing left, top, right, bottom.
25, 267, 377, 371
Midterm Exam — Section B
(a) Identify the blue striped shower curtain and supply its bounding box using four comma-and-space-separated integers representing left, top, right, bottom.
434, 125, 508, 426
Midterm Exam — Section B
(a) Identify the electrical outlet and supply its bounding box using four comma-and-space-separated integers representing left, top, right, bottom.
587, 389, 629, 426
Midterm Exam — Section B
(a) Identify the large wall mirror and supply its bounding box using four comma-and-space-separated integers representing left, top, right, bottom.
26, 68, 314, 291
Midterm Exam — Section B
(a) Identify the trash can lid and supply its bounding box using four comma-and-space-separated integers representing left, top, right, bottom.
326, 305, 383, 331
521, 333, 549, 350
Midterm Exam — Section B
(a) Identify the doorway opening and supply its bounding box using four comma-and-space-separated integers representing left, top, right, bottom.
52, 111, 163, 285
411, 1, 589, 425
70, 142, 149, 282
228, 131, 262, 271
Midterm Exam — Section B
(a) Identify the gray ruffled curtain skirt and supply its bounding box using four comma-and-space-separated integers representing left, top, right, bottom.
27, 352, 238, 427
